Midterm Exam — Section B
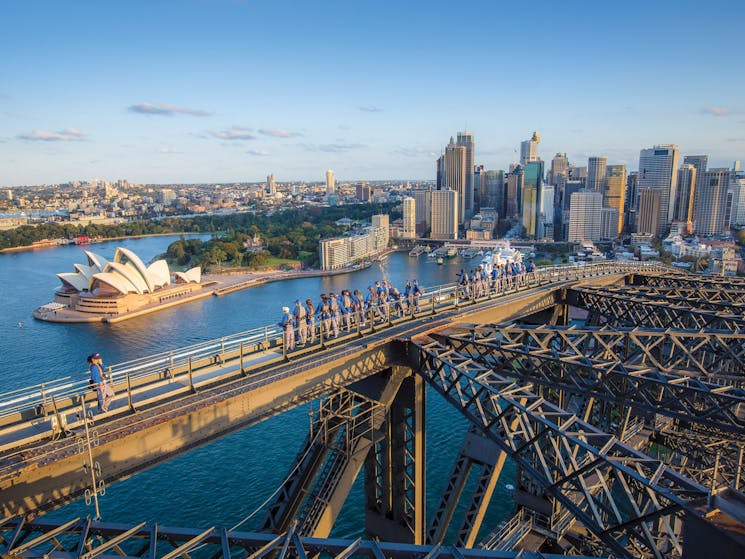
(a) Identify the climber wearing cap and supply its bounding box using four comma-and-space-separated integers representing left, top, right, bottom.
87, 352, 114, 413
278, 306, 295, 351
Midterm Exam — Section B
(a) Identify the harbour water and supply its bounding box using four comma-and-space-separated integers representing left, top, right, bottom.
0, 236, 515, 541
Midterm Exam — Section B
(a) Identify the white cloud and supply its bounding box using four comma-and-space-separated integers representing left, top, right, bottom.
207, 127, 255, 140
246, 149, 271, 156
157, 146, 182, 154
259, 128, 303, 138
128, 103, 211, 116
358, 105, 382, 113
702, 106, 733, 117
302, 142, 367, 153
17, 128, 88, 142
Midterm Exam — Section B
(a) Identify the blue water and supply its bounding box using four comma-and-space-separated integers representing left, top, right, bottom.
0, 237, 515, 541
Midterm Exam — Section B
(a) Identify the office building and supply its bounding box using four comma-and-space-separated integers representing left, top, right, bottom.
522, 160, 544, 238
412, 188, 432, 229
601, 207, 620, 240
402, 197, 416, 239
548, 153, 569, 186
540, 185, 555, 239
604, 165, 626, 235
520, 131, 540, 166
457, 131, 475, 218
568, 190, 602, 242
569, 165, 587, 182
430, 189, 458, 240
325, 170, 335, 195
694, 169, 730, 236
730, 172, 745, 226
636, 188, 661, 235
443, 137, 467, 223
482, 170, 505, 217
436, 155, 445, 189
638, 144, 680, 236
587, 156, 607, 192
683, 155, 708, 175
506, 167, 523, 218
624, 172, 638, 232
674, 164, 697, 228
473, 165, 484, 213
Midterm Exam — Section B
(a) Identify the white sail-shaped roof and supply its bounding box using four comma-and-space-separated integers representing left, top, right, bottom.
57, 246, 190, 295
114, 247, 155, 292
57, 272, 90, 292
102, 262, 147, 294
90, 272, 139, 295
147, 260, 171, 288
174, 266, 201, 284
84, 251, 109, 272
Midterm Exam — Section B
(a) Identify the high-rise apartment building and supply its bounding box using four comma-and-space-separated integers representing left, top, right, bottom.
694, 169, 730, 236
636, 189, 661, 235
482, 170, 505, 217
457, 131, 475, 218
638, 144, 680, 236
430, 189, 458, 239
356, 182, 371, 201
549, 153, 569, 186
674, 164, 697, 228
587, 157, 608, 192
402, 197, 416, 239
604, 165, 626, 235
325, 170, 335, 195
520, 131, 540, 166
568, 190, 602, 242
444, 137, 467, 223
522, 161, 544, 238
266, 174, 276, 196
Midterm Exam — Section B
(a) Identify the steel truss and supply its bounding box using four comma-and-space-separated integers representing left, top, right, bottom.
578, 284, 745, 315
567, 286, 745, 330
623, 282, 745, 306
416, 336, 718, 559
434, 324, 745, 438
0, 516, 606, 559
632, 273, 745, 290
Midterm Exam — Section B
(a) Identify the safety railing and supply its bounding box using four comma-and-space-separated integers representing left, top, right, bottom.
0, 261, 667, 432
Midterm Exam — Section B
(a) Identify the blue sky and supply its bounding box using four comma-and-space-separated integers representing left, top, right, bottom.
1, 0, 743, 185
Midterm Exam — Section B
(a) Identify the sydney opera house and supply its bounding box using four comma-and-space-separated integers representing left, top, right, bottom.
34, 247, 207, 323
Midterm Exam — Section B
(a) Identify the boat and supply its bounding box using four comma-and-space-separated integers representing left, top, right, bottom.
479, 241, 523, 275
409, 245, 425, 257
446, 247, 458, 258
437, 257, 444, 265
462, 248, 478, 259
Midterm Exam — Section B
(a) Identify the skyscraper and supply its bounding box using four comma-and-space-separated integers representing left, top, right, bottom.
355, 182, 371, 201
683, 155, 708, 175
694, 168, 730, 236
482, 170, 505, 216
436, 155, 445, 189
506, 166, 523, 218
587, 156, 608, 192
604, 165, 626, 235
568, 191, 602, 242
638, 144, 680, 236
266, 174, 276, 196
624, 172, 638, 233
430, 189, 458, 240
325, 170, 335, 195
457, 131, 475, 218
522, 160, 544, 238
540, 185, 555, 239
674, 164, 697, 228
412, 188, 432, 230
520, 131, 540, 166
402, 197, 416, 239
444, 137, 467, 223
636, 189, 661, 235
548, 153, 569, 186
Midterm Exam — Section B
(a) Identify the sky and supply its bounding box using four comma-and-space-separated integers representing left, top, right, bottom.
1, 0, 744, 185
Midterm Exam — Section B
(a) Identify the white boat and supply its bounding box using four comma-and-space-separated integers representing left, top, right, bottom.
480, 241, 523, 275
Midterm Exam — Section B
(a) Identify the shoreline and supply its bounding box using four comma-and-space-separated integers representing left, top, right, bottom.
0, 231, 208, 254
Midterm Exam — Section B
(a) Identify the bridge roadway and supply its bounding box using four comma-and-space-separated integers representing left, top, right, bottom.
0, 262, 649, 519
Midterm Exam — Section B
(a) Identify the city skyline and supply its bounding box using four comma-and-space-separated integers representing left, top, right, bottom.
1, 0, 744, 185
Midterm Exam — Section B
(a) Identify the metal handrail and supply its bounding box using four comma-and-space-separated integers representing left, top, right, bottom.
0, 261, 667, 423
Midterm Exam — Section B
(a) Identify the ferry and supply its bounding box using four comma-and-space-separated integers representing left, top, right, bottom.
479, 241, 523, 275
409, 245, 425, 257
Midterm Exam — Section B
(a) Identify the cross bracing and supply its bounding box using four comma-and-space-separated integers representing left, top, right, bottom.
567, 286, 745, 330
416, 336, 717, 559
